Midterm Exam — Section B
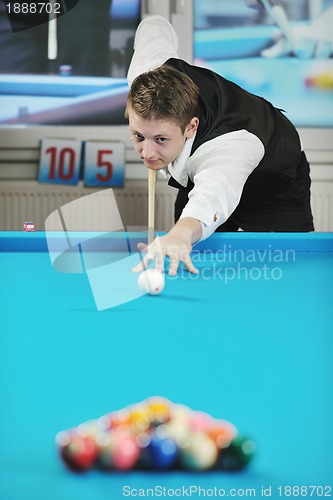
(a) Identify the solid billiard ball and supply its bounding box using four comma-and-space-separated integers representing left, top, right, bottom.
137, 268, 165, 295
96, 428, 140, 471
136, 427, 179, 470
207, 419, 238, 450
147, 396, 171, 426
108, 409, 131, 430
127, 405, 151, 434
215, 436, 256, 470
112, 431, 140, 471
56, 430, 98, 471
147, 428, 179, 469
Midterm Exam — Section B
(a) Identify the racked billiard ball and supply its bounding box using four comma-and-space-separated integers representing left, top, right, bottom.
180, 432, 218, 470
216, 436, 256, 470
56, 430, 98, 471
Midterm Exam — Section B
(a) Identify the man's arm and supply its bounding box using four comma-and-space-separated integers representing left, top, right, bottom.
127, 16, 179, 85
246, 0, 333, 58
133, 130, 264, 276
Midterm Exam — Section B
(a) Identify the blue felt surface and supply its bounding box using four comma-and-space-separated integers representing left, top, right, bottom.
0, 232, 332, 500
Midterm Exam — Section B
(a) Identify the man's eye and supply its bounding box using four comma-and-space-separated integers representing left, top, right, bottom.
134, 134, 144, 142
157, 137, 167, 143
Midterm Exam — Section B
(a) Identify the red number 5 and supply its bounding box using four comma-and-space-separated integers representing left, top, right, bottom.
96, 149, 113, 182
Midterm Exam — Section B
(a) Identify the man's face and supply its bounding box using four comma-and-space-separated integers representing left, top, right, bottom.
128, 110, 198, 170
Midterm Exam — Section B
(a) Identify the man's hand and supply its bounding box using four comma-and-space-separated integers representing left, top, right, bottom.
245, 0, 267, 9
132, 217, 202, 276
261, 6, 333, 59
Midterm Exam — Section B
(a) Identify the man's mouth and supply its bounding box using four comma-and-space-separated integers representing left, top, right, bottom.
143, 158, 161, 165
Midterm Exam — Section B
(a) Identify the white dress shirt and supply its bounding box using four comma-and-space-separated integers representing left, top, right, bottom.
127, 16, 265, 240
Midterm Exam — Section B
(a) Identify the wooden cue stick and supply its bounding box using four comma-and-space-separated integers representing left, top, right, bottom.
148, 169, 156, 245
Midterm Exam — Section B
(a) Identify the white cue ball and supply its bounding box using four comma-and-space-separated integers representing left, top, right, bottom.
137, 268, 165, 295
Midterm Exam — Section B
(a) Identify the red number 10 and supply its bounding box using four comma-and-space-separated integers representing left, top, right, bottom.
46, 146, 76, 180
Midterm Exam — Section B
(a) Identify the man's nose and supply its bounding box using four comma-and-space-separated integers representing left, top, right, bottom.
142, 140, 156, 159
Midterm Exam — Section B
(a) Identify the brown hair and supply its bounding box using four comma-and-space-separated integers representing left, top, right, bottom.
125, 66, 199, 132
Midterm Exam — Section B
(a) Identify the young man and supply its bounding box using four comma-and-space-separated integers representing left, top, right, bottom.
126, 16, 314, 276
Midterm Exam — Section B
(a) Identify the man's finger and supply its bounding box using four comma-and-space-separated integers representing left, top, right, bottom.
132, 259, 147, 272
168, 255, 180, 276
182, 254, 199, 275
137, 242, 147, 252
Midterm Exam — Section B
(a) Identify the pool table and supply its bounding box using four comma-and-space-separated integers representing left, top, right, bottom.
1, 231, 332, 500
0, 75, 129, 125
194, 26, 333, 128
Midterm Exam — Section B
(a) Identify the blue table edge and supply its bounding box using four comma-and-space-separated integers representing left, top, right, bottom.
0, 231, 332, 252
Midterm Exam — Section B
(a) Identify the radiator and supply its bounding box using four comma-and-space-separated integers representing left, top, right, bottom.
0, 180, 332, 232
0, 181, 177, 232
310, 182, 333, 232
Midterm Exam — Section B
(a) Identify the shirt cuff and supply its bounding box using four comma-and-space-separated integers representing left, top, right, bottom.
179, 211, 225, 242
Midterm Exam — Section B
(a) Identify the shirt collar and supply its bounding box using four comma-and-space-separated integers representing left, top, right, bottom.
164, 134, 196, 187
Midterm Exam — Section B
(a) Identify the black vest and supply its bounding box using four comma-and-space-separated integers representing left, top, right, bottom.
164, 58, 302, 192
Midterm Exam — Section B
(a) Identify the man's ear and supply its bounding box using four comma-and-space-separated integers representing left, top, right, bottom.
185, 117, 199, 139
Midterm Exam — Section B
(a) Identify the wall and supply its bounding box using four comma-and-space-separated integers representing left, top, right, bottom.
0, 126, 332, 231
